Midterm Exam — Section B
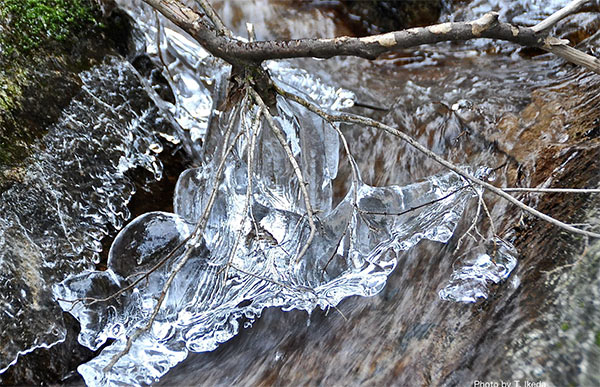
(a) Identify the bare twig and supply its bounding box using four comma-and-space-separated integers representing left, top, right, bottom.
273, 83, 600, 240
249, 87, 317, 263
248, 87, 317, 263
455, 191, 483, 252
502, 187, 600, 193
532, 0, 589, 33
480, 194, 496, 238
222, 106, 263, 281
195, 0, 232, 37
356, 186, 469, 217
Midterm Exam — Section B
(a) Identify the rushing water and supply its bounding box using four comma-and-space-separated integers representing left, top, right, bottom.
2, 0, 599, 385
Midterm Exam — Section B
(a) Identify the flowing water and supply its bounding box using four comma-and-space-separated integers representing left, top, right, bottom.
1, 0, 600, 386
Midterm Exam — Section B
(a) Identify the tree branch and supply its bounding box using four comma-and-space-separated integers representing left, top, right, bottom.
273, 83, 600, 240
195, 0, 231, 38
143, 1, 532, 60
143, 0, 599, 74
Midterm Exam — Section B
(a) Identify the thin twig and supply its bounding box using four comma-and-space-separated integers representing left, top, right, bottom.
532, 0, 589, 33
502, 187, 600, 193
356, 186, 469, 217
455, 191, 483, 252
247, 87, 318, 263
273, 83, 600, 240
195, 0, 232, 37
103, 105, 245, 374
222, 106, 264, 281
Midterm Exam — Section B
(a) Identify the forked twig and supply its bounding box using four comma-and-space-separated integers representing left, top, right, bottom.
221, 106, 264, 281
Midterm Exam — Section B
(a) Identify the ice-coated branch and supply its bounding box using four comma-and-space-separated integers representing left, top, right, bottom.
142, 0, 600, 73
221, 105, 263, 282
103, 102, 246, 373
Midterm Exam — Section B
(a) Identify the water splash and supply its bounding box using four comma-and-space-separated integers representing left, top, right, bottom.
0, 57, 167, 373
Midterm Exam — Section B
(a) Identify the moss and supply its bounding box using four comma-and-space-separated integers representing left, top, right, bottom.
561, 322, 570, 331
0, 0, 98, 58
595, 331, 600, 348
0, 68, 27, 113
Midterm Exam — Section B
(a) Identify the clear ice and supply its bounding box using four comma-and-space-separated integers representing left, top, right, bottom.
0, 58, 167, 373
54, 92, 482, 384
0, 0, 517, 384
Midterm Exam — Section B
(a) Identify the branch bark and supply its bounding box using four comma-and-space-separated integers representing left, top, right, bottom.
143, 1, 533, 61
143, 0, 600, 74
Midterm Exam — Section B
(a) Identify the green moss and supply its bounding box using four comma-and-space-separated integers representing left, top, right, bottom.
595, 331, 600, 348
0, 0, 98, 57
0, 68, 27, 112
561, 322, 570, 331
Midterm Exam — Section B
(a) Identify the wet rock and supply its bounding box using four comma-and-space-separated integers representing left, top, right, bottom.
0, 0, 132, 180
0, 3, 189, 385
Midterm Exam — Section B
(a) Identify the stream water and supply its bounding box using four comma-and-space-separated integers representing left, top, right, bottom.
1, 0, 600, 386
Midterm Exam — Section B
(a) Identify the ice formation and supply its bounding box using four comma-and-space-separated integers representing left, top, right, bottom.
54, 88, 482, 384
0, 58, 167, 373
439, 238, 518, 303
44, 1, 518, 385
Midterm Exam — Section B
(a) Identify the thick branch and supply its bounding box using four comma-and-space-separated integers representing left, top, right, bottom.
143, 1, 542, 63
144, 0, 600, 73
